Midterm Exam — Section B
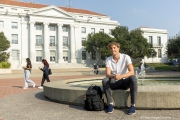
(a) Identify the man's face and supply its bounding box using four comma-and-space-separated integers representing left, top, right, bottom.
109, 45, 119, 55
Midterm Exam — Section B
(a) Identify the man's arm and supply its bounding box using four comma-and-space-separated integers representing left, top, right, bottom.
115, 63, 134, 80
106, 67, 114, 79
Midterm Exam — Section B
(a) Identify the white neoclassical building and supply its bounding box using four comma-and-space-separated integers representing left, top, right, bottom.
0, 0, 119, 69
140, 27, 168, 63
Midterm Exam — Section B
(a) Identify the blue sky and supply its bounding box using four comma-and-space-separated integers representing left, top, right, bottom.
22, 0, 180, 37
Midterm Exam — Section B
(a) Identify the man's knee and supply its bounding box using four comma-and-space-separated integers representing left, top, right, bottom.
129, 75, 137, 82
102, 77, 110, 85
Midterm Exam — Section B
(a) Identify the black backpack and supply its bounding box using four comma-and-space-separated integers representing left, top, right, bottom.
84, 84, 105, 111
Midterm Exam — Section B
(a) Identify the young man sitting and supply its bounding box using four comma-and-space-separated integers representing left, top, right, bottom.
102, 42, 137, 115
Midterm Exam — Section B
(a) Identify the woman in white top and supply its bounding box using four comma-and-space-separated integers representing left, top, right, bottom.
22, 58, 36, 89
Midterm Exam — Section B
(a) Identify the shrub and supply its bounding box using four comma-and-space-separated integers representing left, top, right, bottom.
0, 62, 11, 68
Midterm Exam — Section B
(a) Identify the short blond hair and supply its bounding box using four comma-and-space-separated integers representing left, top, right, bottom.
108, 42, 120, 49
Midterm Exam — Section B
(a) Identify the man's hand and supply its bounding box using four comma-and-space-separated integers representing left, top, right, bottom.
114, 74, 123, 80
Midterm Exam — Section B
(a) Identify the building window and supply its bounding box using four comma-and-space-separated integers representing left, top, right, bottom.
149, 36, 153, 44
36, 50, 42, 62
11, 8, 17, 10
79, 16, 83, 18
50, 25, 55, 31
81, 27, 86, 33
36, 35, 42, 46
50, 36, 55, 46
62, 26, 68, 32
24, 10, 29, 11
36, 24, 42, 30
97, 18, 101, 20
91, 28, 95, 34
158, 49, 162, 58
100, 29, 104, 33
11, 34, 18, 44
92, 51, 96, 60
82, 38, 86, 46
0, 21, 4, 28
11, 50, 19, 60
82, 51, 86, 60
88, 16, 92, 19
63, 36, 68, 47
50, 50, 56, 62
157, 36, 161, 46
0, 7, 4, 9
12, 22, 18, 29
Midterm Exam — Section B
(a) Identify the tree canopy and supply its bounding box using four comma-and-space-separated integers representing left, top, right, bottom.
84, 26, 157, 59
84, 32, 115, 59
111, 26, 156, 59
0, 32, 10, 62
166, 34, 180, 59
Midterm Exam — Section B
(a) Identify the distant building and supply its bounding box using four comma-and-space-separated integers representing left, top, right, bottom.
140, 27, 168, 63
0, 0, 119, 69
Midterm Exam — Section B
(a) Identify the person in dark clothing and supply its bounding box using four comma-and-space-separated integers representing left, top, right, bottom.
38, 59, 50, 89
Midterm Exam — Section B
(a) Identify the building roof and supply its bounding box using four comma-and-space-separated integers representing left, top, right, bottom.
0, 0, 106, 16
140, 26, 149, 28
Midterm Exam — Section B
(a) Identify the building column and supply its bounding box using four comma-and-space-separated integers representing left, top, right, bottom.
43, 22, 49, 61
29, 21, 35, 63
74, 25, 80, 62
20, 17, 26, 65
57, 23, 64, 63
70, 25, 76, 63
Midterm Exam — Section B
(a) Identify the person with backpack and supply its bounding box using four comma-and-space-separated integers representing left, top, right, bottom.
92, 64, 99, 75
38, 59, 50, 89
138, 60, 147, 75
102, 42, 137, 115
22, 58, 36, 89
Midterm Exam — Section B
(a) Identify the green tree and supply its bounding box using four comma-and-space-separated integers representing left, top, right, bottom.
166, 34, 180, 70
84, 32, 115, 59
0, 32, 10, 62
111, 26, 156, 59
166, 36, 180, 59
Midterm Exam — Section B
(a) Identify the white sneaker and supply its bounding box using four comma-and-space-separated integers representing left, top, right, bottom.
38, 86, 43, 89
33, 83, 36, 88
23, 87, 28, 89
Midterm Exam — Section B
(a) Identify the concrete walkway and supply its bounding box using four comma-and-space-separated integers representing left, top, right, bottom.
0, 70, 180, 120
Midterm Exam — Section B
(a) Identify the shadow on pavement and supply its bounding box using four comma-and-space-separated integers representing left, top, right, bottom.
69, 105, 85, 111
69, 104, 128, 114
35, 91, 52, 102
12, 86, 23, 88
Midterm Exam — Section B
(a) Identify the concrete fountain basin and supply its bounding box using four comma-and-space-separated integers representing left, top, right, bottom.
44, 76, 180, 109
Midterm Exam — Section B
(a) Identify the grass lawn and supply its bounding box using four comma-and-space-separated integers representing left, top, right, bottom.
133, 63, 179, 71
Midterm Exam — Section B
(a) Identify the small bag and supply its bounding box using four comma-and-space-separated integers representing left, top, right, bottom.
49, 68, 52, 75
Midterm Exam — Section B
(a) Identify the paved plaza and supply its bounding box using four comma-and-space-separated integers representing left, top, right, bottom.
0, 70, 180, 120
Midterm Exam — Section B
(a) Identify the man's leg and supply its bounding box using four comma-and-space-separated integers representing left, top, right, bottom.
120, 76, 137, 105
129, 76, 138, 105
102, 77, 122, 104
117, 76, 137, 115
102, 77, 112, 104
